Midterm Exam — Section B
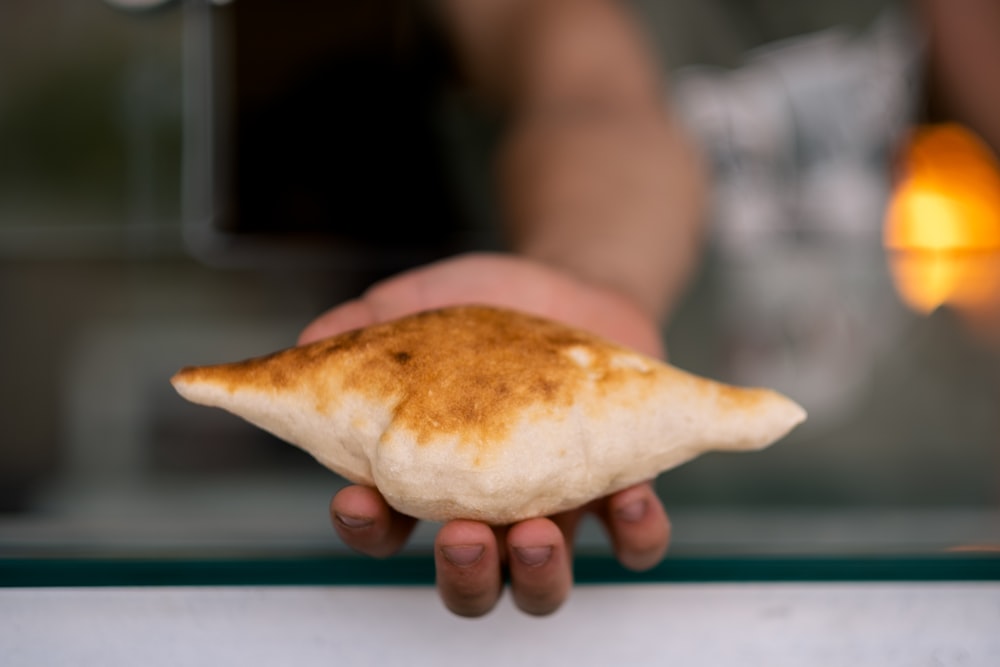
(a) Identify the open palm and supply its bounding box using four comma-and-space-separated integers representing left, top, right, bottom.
299, 252, 671, 616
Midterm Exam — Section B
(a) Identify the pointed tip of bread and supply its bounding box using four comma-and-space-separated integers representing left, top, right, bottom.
170, 365, 230, 408
787, 397, 808, 426
774, 392, 808, 437
749, 389, 807, 450
169, 367, 192, 394
703, 383, 807, 453
170, 376, 196, 408
170, 366, 194, 386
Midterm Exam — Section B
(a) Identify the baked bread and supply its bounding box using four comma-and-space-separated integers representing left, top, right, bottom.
171, 305, 805, 524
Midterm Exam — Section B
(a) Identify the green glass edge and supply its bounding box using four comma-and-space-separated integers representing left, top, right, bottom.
2, 553, 999, 588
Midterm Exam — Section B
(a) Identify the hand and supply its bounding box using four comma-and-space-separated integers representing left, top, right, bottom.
299, 252, 671, 616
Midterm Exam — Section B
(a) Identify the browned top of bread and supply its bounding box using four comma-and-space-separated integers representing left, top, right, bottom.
172, 305, 746, 452
171, 305, 805, 523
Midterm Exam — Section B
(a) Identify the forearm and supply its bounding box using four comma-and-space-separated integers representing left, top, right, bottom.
439, 0, 707, 323
498, 98, 705, 324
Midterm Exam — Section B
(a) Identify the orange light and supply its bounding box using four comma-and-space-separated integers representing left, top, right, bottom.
884, 124, 1000, 315
889, 250, 1000, 314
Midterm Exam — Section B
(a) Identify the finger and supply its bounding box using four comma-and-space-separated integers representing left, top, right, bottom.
598, 482, 670, 571
298, 299, 376, 345
434, 520, 503, 618
506, 517, 573, 616
330, 485, 416, 558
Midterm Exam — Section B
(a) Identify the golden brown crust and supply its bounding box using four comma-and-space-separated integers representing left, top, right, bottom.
172, 305, 666, 454
171, 305, 806, 522
710, 381, 773, 413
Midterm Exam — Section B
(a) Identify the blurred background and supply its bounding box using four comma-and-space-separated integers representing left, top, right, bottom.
2, 0, 999, 560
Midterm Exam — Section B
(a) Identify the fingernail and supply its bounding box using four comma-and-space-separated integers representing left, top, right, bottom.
616, 498, 648, 523
441, 545, 485, 567
335, 513, 373, 530
513, 546, 553, 567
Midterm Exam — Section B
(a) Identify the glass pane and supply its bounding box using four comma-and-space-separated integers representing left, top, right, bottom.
2, 0, 998, 585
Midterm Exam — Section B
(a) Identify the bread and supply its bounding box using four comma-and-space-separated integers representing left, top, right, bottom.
171, 305, 806, 524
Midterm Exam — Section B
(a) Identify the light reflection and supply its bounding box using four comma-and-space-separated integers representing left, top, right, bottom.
884, 124, 1000, 318
888, 250, 1000, 315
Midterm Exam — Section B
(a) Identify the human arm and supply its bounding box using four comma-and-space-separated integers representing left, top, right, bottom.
439, 0, 706, 321
302, 0, 706, 617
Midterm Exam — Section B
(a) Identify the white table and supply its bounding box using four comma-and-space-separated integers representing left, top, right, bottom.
3, 582, 999, 666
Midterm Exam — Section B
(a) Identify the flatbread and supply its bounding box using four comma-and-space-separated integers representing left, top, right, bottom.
171, 305, 806, 524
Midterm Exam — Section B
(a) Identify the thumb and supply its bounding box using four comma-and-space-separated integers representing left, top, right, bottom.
298, 299, 377, 345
